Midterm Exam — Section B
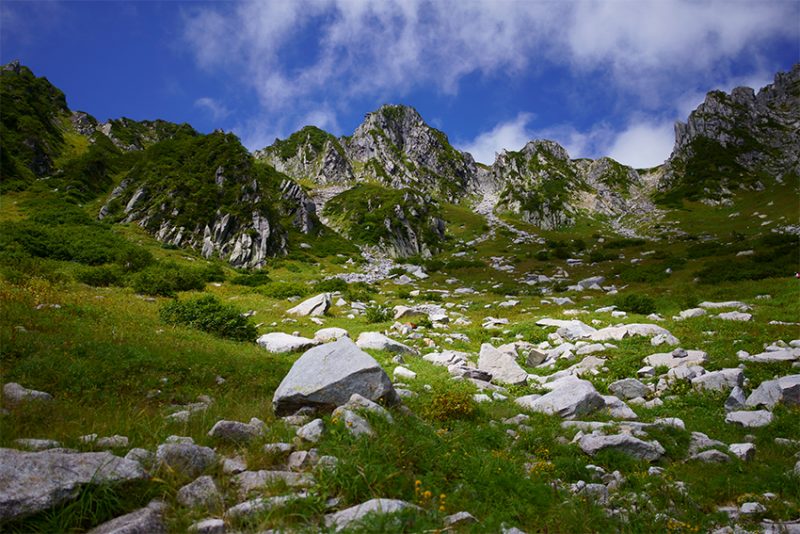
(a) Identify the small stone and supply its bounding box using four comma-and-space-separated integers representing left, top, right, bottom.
740, 502, 766, 515
444, 511, 477, 527
155, 443, 216, 479
393, 366, 417, 380
207, 419, 263, 443
725, 410, 773, 428
689, 449, 730, 463
3, 383, 53, 405
296, 418, 325, 443
188, 518, 225, 534
729, 443, 756, 461
12, 439, 61, 451
87, 500, 166, 534
95, 435, 129, 449
177, 476, 221, 510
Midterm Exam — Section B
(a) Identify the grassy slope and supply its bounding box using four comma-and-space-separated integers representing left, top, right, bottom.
2, 182, 799, 532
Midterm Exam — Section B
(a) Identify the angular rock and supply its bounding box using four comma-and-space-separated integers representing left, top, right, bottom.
478, 343, 528, 385
444, 510, 478, 527
0, 448, 146, 521
296, 418, 325, 443
717, 311, 752, 321
393, 366, 417, 380
314, 327, 349, 342
208, 418, 263, 443
257, 332, 319, 354
516, 378, 604, 419
725, 410, 773, 428
189, 518, 225, 534
601, 396, 638, 420
746, 375, 800, 409
177, 476, 221, 510
272, 338, 398, 416
286, 293, 331, 316
688, 432, 726, 455
332, 407, 374, 437
356, 332, 417, 355
325, 498, 420, 531
739, 348, 800, 363
225, 493, 307, 520
729, 443, 756, 461
679, 308, 707, 319
232, 470, 315, 497
578, 433, 665, 461
155, 443, 216, 479
689, 449, 731, 463
609, 378, 649, 400
692, 368, 744, 392
88, 500, 166, 534
3, 382, 53, 405
725, 386, 747, 412
13, 439, 61, 451
644, 349, 708, 368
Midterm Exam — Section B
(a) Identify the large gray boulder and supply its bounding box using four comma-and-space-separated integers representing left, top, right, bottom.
725, 410, 773, 427
324, 498, 420, 531
477, 343, 528, 386
88, 500, 166, 534
609, 378, 649, 400
286, 293, 331, 317
578, 433, 665, 461
272, 337, 398, 416
738, 348, 800, 363
644, 349, 708, 368
0, 448, 146, 521
692, 368, 744, 392
516, 377, 604, 419
256, 333, 318, 353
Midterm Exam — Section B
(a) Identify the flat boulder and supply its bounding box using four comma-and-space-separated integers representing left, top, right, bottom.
609, 378, 649, 400
286, 293, 331, 317
272, 337, 398, 416
692, 368, 744, 392
155, 443, 216, 479
478, 343, 528, 386
257, 333, 318, 354
644, 349, 708, 369
88, 500, 166, 534
516, 378, 604, 419
578, 433, 665, 461
725, 410, 773, 428
0, 448, 146, 521
325, 498, 420, 532
314, 327, 349, 342
356, 332, 416, 355
3, 382, 53, 405
739, 348, 800, 363
591, 323, 676, 343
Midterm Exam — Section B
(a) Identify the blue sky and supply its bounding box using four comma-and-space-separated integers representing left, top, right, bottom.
2, 1, 798, 168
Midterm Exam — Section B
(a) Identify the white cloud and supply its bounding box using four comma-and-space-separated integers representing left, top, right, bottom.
180, 0, 798, 150
458, 113, 535, 164
607, 120, 676, 169
194, 97, 230, 121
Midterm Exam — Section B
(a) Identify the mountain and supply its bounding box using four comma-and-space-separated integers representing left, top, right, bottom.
658, 64, 800, 206
2, 60, 797, 264
0, 62, 317, 268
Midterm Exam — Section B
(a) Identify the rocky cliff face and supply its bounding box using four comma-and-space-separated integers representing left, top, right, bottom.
343, 105, 478, 201
488, 141, 653, 230
659, 64, 800, 204
255, 126, 354, 185
99, 131, 317, 268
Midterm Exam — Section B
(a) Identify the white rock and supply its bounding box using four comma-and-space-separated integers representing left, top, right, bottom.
717, 311, 752, 322
725, 410, 773, 428
324, 499, 420, 531
393, 366, 417, 380
516, 378, 604, 419
678, 308, 707, 319
296, 419, 325, 442
356, 332, 417, 355
729, 443, 756, 461
286, 293, 331, 317
257, 332, 318, 353
478, 343, 528, 385
314, 327, 349, 342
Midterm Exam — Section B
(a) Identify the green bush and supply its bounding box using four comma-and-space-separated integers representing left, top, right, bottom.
603, 238, 646, 249
617, 264, 670, 283
388, 267, 407, 277
364, 305, 391, 324
419, 389, 476, 422
535, 250, 550, 261
75, 265, 125, 287
159, 294, 257, 341
258, 281, 309, 299
129, 262, 206, 296
589, 250, 618, 263
231, 271, 272, 287
614, 293, 657, 315
444, 258, 483, 269
314, 278, 348, 293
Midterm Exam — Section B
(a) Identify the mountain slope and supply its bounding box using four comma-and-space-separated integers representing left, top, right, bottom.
658, 64, 800, 206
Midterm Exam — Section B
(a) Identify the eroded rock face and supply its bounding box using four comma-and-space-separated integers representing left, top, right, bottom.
272, 337, 398, 416
0, 449, 146, 521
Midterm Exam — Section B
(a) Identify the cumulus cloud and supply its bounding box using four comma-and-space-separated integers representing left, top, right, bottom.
458, 113, 535, 164
607, 120, 676, 169
180, 0, 798, 149
194, 97, 230, 121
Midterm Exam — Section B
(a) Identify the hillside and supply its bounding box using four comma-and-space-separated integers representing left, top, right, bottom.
1, 61, 799, 534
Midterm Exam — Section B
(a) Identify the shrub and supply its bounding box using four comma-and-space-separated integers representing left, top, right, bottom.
388, 267, 407, 277
445, 258, 484, 269
231, 271, 272, 287
364, 305, 391, 324
603, 238, 646, 249
423, 259, 444, 272
201, 264, 226, 282
258, 281, 309, 299
614, 293, 657, 315
129, 262, 205, 296
535, 250, 550, 261
75, 265, 125, 287
159, 294, 257, 341
345, 282, 376, 302
617, 264, 670, 283
552, 247, 571, 260
314, 278, 348, 293
420, 389, 476, 422
589, 250, 618, 263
